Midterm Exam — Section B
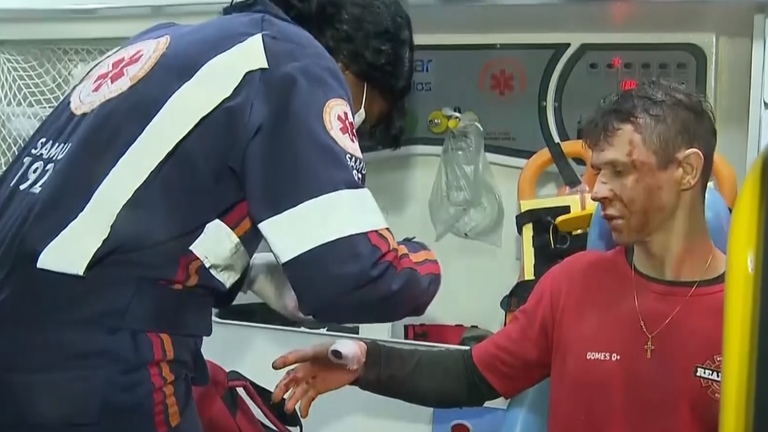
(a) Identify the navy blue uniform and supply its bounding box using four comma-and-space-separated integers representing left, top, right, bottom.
0, 4, 440, 431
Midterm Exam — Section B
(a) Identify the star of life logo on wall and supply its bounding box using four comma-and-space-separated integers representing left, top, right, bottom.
323, 98, 362, 158
70, 35, 170, 115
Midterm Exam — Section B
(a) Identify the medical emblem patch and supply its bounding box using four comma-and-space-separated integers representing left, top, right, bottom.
70, 35, 170, 115
323, 98, 362, 158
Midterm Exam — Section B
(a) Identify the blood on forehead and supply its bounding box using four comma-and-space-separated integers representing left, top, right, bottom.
626, 133, 659, 173
591, 125, 659, 173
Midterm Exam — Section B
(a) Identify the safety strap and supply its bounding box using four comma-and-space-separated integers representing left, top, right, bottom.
226, 371, 304, 432
506, 205, 590, 326
515, 206, 571, 236
545, 140, 582, 189
515, 206, 589, 278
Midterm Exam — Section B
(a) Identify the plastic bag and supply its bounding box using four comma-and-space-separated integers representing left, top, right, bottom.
244, 253, 313, 322
428, 110, 505, 247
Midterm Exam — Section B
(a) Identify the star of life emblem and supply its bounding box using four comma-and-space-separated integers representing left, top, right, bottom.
323, 98, 362, 158
70, 35, 170, 115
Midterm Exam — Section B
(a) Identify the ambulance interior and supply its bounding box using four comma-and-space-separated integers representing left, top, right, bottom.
0, 0, 765, 431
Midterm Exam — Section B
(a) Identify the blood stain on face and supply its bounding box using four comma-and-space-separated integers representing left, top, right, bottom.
590, 125, 679, 246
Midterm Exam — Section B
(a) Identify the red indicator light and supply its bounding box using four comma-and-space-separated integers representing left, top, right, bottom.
620, 79, 637, 91
611, 57, 622, 67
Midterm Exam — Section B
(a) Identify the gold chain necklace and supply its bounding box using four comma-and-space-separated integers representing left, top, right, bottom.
631, 248, 714, 359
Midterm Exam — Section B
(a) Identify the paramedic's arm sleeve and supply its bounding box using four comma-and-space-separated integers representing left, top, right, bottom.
353, 269, 558, 406
242, 47, 440, 324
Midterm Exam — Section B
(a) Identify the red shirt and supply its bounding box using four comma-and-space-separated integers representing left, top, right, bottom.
473, 247, 723, 432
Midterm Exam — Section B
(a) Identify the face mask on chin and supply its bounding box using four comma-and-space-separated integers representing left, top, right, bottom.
354, 82, 367, 128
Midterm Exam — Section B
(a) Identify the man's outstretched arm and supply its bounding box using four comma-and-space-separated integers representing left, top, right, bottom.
352, 269, 559, 406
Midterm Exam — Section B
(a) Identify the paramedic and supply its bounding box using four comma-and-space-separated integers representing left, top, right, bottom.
0, 0, 440, 430
272, 79, 725, 432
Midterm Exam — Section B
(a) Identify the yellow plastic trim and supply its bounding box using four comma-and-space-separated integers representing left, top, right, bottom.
720, 150, 765, 432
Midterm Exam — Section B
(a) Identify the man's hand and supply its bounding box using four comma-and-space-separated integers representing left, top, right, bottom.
272, 340, 367, 418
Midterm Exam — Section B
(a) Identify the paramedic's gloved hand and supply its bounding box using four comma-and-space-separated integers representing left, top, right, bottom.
272, 340, 367, 418
246, 253, 312, 322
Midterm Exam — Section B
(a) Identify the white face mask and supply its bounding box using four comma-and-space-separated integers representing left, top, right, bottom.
354, 82, 367, 128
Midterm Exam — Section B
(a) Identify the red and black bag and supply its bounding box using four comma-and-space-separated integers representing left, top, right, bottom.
193, 360, 303, 432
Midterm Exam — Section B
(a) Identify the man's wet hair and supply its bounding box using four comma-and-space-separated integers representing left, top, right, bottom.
581, 79, 717, 196
263, 0, 415, 149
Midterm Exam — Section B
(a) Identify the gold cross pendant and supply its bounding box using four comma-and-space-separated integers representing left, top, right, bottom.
644, 338, 655, 359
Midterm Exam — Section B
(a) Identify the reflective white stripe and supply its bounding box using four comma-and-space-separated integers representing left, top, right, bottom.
189, 219, 251, 288
258, 188, 389, 263
37, 33, 269, 276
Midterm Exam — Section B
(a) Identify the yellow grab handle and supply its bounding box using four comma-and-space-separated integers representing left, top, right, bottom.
555, 209, 595, 233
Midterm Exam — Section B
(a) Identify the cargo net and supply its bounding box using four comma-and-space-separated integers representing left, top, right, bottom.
0, 42, 118, 174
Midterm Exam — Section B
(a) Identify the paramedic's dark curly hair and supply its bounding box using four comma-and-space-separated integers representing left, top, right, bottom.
229, 0, 414, 149
581, 79, 717, 197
